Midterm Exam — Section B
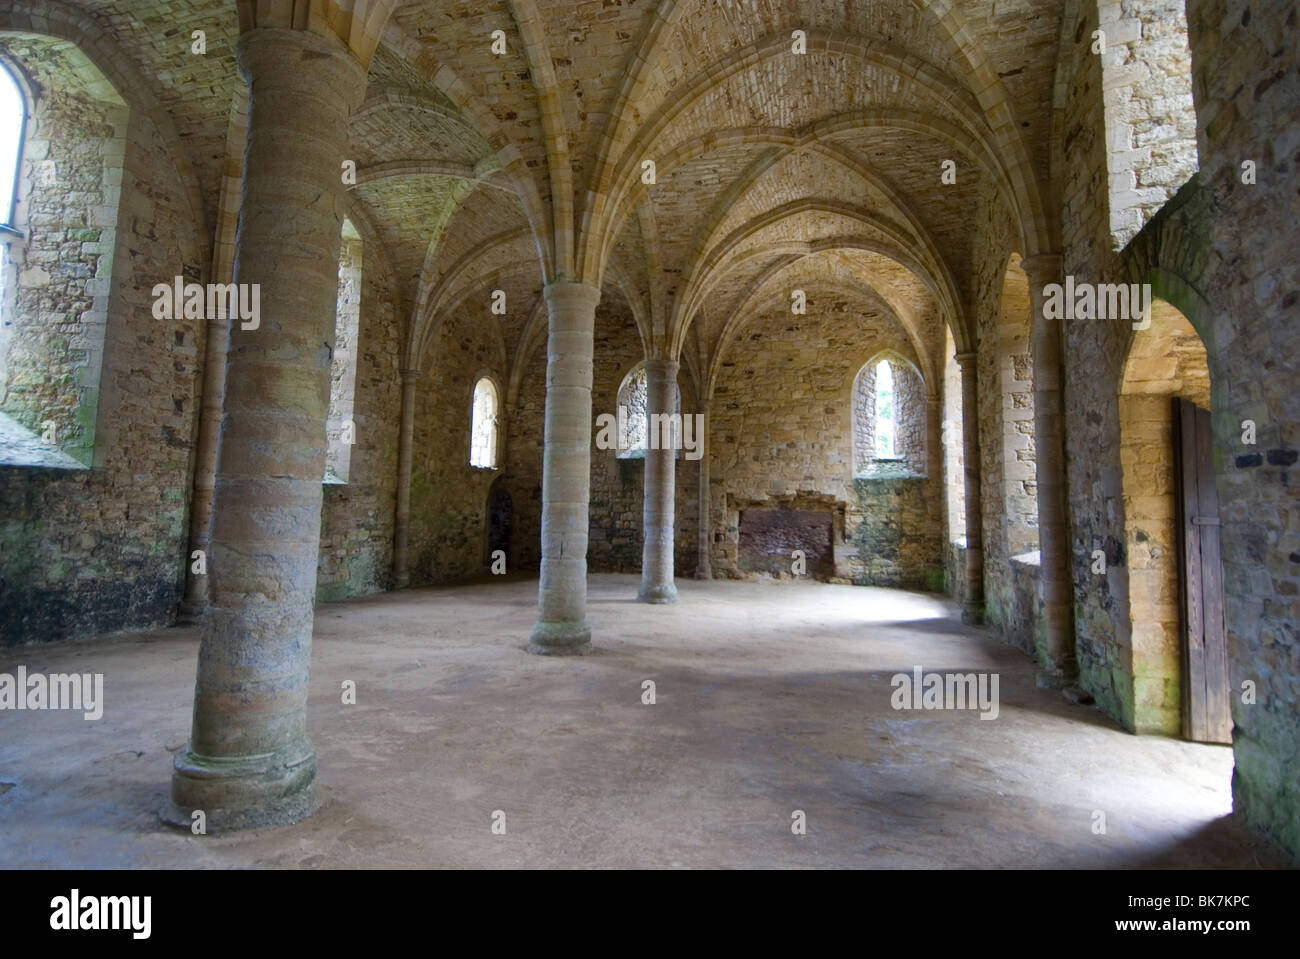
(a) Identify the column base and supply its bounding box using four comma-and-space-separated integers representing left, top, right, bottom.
163, 742, 320, 833
961, 600, 985, 626
693, 566, 712, 581
527, 620, 592, 656
174, 600, 206, 626
638, 581, 678, 604
1036, 655, 1079, 690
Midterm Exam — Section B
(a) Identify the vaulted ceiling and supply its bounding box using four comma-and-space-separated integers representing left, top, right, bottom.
34, 0, 1069, 396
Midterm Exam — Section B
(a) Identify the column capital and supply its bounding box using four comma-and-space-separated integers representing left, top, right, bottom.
237, 28, 367, 107
1020, 253, 1064, 282
954, 351, 979, 370
643, 356, 680, 375
543, 279, 601, 313
400, 368, 420, 384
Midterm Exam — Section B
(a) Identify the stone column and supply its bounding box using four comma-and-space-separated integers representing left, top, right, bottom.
177, 95, 250, 624
176, 307, 228, 624
926, 394, 944, 522
167, 28, 366, 831
528, 281, 601, 655
1022, 253, 1077, 682
695, 398, 712, 580
391, 368, 419, 588
639, 358, 679, 603
955, 352, 984, 624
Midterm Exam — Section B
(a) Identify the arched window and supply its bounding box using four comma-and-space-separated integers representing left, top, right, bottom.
874, 360, 895, 458
615, 364, 649, 458
325, 217, 362, 484
853, 354, 926, 478
614, 361, 682, 460
470, 377, 499, 468
0, 61, 24, 227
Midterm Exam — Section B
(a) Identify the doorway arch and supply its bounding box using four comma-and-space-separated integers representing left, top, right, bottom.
1119, 297, 1226, 740
486, 480, 512, 572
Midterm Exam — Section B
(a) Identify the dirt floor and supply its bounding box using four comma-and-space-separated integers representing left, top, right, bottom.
0, 574, 1291, 868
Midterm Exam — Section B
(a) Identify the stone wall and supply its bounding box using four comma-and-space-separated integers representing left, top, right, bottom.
971, 177, 1042, 654
587, 303, 648, 572
499, 334, 544, 572
1056, 0, 1138, 725
407, 297, 507, 585
315, 215, 401, 603
0, 37, 125, 464
1098, 0, 1199, 248
0, 37, 205, 643
1182, 0, 1300, 856
1054, 0, 1300, 856
708, 295, 941, 587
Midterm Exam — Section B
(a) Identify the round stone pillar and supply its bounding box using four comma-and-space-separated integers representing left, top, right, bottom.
955, 351, 985, 624
639, 358, 679, 603
167, 28, 366, 831
528, 281, 601, 655
1022, 253, 1077, 683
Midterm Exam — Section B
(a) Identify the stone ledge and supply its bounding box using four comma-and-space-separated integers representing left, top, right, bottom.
0, 410, 87, 470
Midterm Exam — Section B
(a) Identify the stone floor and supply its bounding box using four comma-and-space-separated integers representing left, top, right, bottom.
0, 574, 1291, 868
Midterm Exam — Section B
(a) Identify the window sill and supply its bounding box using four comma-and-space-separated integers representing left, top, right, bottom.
0, 411, 88, 470
853, 461, 926, 480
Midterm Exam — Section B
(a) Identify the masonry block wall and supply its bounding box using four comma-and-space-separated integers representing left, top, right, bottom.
407, 299, 507, 585
1044, 0, 1300, 856
500, 337, 545, 573
972, 180, 1045, 658
1057, 0, 1138, 726
315, 219, 402, 603
1098, 0, 1199, 247
708, 295, 942, 586
0, 36, 124, 464
0, 39, 204, 644
587, 300, 651, 573
1184, 0, 1300, 857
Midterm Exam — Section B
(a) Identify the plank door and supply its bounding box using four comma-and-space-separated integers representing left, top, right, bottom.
1174, 397, 1232, 744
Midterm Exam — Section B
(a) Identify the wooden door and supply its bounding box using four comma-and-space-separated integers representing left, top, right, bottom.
1174, 397, 1232, 744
